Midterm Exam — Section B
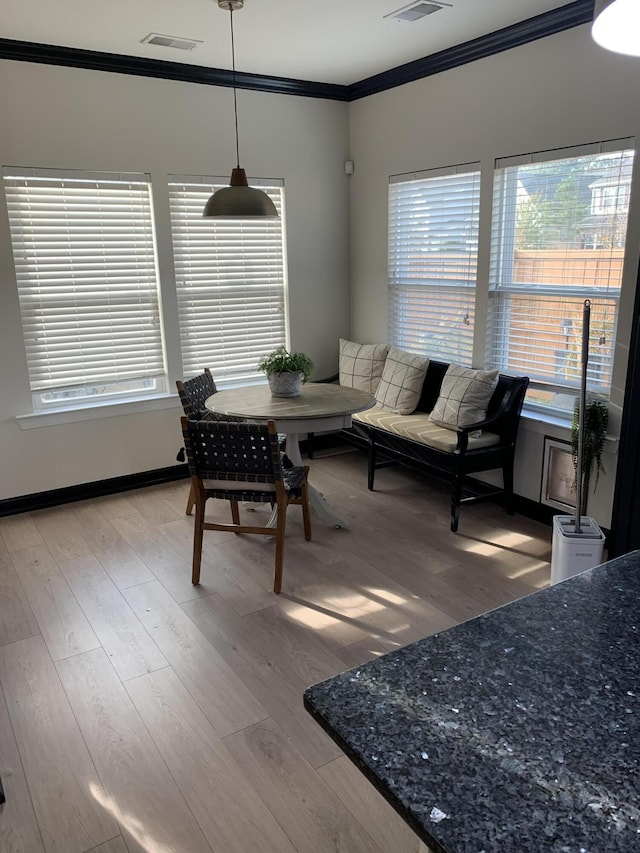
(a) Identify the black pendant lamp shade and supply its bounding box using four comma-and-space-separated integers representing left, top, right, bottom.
203, 168, 278, 218
203, 1, 278, 219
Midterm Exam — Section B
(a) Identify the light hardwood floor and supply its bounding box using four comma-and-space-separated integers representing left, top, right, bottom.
0, 446, 552, 853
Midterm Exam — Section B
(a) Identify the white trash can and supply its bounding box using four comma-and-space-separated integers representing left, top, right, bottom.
550, 515, 605, 585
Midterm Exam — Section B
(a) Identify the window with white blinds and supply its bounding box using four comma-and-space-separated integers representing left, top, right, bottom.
388, 164, 480, 366
168, 175, 287, 385
487, 140, 634, 415
3, 168, 166, 409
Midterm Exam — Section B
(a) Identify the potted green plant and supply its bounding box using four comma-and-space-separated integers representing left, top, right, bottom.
571, 399, 608, 515
258, 346, 314, 397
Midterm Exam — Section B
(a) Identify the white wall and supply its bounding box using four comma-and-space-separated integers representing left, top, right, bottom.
0, 60, 350, 500
348, 24, 640, 528
3, 23, 639, 525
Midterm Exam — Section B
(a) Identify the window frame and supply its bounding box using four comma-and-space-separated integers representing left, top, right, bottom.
167, 174, 289, 388
388, 162, 481, 366
486, 139, 634, 417
3, 166, 168, 413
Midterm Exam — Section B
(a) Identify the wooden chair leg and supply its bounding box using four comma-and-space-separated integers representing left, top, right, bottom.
230, 499, 240, 526
273, 501, 287, 594
185, 481, 196, 515
301, 482, 312, 542
192, 496, 206, 584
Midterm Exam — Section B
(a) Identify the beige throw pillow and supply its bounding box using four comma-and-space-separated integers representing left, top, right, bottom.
429, 365, 499, 429
339, 339, 389, 395
375, 347, 429, 415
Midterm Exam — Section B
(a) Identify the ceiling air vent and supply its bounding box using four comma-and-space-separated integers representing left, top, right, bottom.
141, 33, 203, 51
384, 2, 451, 23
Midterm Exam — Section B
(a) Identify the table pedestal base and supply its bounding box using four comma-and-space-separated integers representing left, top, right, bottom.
206, 384, 374, 531
261, 433, 346, 530
287, 433, 346, 529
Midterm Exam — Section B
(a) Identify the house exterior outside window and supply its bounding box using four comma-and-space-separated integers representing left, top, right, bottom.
487, 140, 634, 416
590, 181, 630, 216
387, 139, 635, 419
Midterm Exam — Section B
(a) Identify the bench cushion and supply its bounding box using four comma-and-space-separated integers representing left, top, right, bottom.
353, 407, 500, 453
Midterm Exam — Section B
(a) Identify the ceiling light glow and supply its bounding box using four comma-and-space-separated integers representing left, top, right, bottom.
592, 0, 640, 57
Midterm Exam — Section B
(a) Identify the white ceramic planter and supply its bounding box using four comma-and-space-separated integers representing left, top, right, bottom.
268, 371, 303, 397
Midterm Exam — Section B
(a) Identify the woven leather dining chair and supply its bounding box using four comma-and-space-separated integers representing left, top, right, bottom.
177, 367, 292, 515
176, 368, 218, 515
181, 417, 311, 594
176, 367, 217, 420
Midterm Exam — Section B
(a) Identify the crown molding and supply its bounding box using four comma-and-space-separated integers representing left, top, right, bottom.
0, 37, 350, 101
0, 1, 594, 103
348, 0, 594, 100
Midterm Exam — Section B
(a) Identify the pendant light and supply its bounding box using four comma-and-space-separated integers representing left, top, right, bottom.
592, 0, 640, 57
203, 0, 278, 218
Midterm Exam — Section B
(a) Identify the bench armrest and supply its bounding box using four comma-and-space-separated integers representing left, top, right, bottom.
456, 411, 503, 436
455, 375, 529, 452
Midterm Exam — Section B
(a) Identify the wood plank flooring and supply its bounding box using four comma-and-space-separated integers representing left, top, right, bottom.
0, 447, 552, 853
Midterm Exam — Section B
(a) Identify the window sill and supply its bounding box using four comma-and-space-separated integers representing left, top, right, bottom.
521, 408, 572, 434
16, 394, 180, 430
521, 407, 618, 447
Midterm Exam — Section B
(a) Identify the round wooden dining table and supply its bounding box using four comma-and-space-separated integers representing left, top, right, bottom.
205, 382, 375, 528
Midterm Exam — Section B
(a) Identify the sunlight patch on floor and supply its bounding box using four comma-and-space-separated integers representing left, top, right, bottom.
491, 531, 534, 548
363, 587, 407, 606
285, 604, 343, 630
384, 621, 414, 636
507, 560, 550, 581
460, 530, 546, 559
531, 578, 551, 590
462, 541, 502, 557
90, 783, 172, 853
318, 592, 387, 618
285, 592, 387, 627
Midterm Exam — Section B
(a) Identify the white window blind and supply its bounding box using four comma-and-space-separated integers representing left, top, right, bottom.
388, 164, 480, 365
168, 175, 287, 385
3, 168, 166, 409
487, 140, 634, 414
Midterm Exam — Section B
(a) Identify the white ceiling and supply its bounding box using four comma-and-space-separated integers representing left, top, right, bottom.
2, 0, 580, 86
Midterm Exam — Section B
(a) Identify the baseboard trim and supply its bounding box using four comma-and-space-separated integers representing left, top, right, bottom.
0, 464, 189, 517
0, 453, 609, 544
310, 431, 605, 534
512, 495, 556, 526
511, 495, 610, 541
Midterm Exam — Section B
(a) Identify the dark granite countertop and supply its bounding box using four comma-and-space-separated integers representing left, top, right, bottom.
304, 552, 640, 853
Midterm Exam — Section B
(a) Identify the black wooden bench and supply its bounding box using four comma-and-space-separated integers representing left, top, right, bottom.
315, 359, 529, 532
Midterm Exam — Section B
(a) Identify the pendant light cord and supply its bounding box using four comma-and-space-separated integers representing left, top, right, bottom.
229, 8, 241, 169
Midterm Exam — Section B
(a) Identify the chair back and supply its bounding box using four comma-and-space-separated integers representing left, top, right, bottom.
181, 418, 283, 488
177, 368, 217, 418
